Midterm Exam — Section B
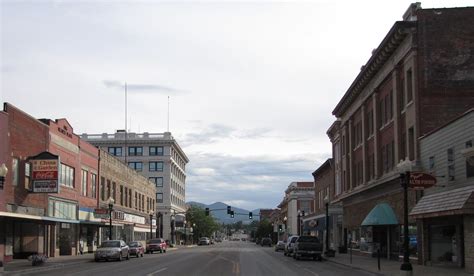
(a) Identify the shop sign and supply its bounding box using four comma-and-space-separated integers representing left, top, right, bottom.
28, 152, 60, 193
409, 172, 437, 190
308, 220, 318, 227
94, 208, 110, 219
123, 213, 145, 224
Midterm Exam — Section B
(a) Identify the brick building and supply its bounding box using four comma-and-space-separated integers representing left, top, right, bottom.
277, 182, 314, 239
327, 3, 474, 260
98, 149, 156, 244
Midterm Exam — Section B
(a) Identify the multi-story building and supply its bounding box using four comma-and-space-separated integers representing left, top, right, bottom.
327, 3, 474, 261
277, 182, 314, 239
410, 109, 474, 272
302, 159, 342, 250
97, 149, 156, 244
82, 131, 189, 243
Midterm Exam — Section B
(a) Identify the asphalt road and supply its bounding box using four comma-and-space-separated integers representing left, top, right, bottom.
16, 241, 373, 276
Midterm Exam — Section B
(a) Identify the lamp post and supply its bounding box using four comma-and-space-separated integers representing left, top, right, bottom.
171, 212, 176, 245
297, 212, 301, 236
397, 159, 413, 276
283, 216, 287, 240
107, 197, 115, 240
184, 220, 187, 245
149, 210, 154, 240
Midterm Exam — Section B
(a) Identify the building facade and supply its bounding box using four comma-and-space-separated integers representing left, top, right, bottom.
82, 131, 189, 243
327, 4, 474, 260
277, 182, 314, 239
410, 109, 474, 273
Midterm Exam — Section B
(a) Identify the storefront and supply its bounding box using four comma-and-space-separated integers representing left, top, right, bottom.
410, 186, 474, 272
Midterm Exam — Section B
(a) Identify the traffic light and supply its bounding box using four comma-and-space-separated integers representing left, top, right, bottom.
249, 212, 253, 219
230, 210, 234, 218
205, 208, 210, 216
227, 206, 231, 214
278, 224, 283, 232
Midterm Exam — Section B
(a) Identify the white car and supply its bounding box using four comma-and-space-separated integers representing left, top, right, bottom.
198, 237, 211, 245
284, 235, 299, 256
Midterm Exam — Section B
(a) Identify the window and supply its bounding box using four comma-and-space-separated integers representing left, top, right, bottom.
120, 185, 124, 205
406, 69, 413, 103
108, 147, 122, 156
107, 179, 111, 198
150, 177, 163, 187
124, 187, 128, 207
113, 182, 116, 201
399, 73, 405, 111
81, 170, 88, 196
60, 163, 75, 187
128, 147, 143, 156
367, 110, 374, 137
91, 173, 97, 199
12, 158, 19, 186
466, 141, 474, 178
100, 177, 105, 200
128, 162, 143, 171
429, 156, 435, 171
447, 148, 455, 181
354, 121, 362, 146
300, 200, 311, 214
24, 162, 31, 190
379, 97, 385, 127
149, 161, 164, 172
408, 127, 415, 161
149, 146, 164, 156
48, 198, 77, 220
368, 154, 374, 180
157, 193, 163, 203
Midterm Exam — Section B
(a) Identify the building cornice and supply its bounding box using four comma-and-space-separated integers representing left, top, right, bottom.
332, 21, 416, 117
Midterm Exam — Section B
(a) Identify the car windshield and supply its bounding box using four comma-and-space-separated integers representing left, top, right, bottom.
128, 242, 139, 247
148, 239, 162, 243
298, 236, 320, 243
290, 237, 298, 243
101, 241, 120, 248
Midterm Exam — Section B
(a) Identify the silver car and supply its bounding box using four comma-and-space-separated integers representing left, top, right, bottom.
284, 235, 299, 256
95, 240, 130, 261
275, 241, 286, 252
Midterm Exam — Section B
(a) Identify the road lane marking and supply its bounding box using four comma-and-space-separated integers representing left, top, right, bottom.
147, 267, 168, 276
304, 268, 320, 276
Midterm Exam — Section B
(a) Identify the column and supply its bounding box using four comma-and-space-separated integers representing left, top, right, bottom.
348, 120, 353, 190
361, 105, 367, 184
392, 71, 400, 164
372, 93, 380, 178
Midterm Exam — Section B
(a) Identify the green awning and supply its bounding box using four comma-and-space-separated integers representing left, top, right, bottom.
361, 203, 399, 226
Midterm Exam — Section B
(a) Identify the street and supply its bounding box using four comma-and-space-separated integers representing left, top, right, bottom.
12, 241, 372, 276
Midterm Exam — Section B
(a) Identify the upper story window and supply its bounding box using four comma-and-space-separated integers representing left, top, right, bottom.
156, 193, 163, 203
406, 69, 413, 103
150, 177, 163, 187
447, 148, 455, 181
128, 162, 143, 171
429, 156, 435, 171
128, 147, 143, 156
149, 146, 164, 156
60, 163, 75, 188
149, 161, 164, 172
379, 92, 393, 128
354, 121, 363, 147
81, 169, 88, 196
367, 109, 374, 137
108, 147, 122, 156
91, 173, 97, 199
465, 141, 474, 178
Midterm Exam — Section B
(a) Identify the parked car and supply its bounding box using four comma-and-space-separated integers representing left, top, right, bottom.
198, 237, 211, 245
215, 238, 222, 243
128, 241, 144, 258
94, 240, 130, 262
293, 236, 323, 261
275, 241, 286, 252
146, 238, 167, 254
261, 238, 272, 247
255, 238, 261, 245
284, 235, 299, 256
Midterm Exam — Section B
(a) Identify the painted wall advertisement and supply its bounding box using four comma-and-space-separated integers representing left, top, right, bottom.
28, 152, 60, 193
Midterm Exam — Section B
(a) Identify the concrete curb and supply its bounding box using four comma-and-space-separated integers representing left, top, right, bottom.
3, 259, 92, 275
323, 257, 384, 276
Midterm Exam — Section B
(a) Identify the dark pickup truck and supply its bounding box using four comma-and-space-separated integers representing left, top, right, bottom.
293, 236, 323, 261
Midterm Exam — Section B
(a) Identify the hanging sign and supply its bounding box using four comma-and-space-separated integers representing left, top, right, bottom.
28, 152, 60, 193
409, 172, 437, 190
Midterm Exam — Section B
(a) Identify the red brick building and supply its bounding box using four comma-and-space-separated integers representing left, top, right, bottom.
327, 3, 474, 262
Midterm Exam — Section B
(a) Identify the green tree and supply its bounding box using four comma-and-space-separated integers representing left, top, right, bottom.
256, 219, 273, 239
186, 206, 219, 241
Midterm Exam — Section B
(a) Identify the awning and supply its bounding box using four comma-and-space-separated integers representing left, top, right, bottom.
134, 227, 155, 233
0, 211, 79, 224
410, 186, 474, 219
361, 203, 399, 226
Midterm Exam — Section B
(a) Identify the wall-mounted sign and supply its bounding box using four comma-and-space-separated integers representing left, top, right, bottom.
409, 172, 437, 190
27, 152, 60, 193
123, 213, 146, 224
94, 208, 110, 219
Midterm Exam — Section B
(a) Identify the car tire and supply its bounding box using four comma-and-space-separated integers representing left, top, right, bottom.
160, 249, 163, 254
118, 253, 122, 262
94, 258, 99, 262
284, 252, 287, 256
126, 252, 130, 260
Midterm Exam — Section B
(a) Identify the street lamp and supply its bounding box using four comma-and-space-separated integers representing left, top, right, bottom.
297, 210, 305, 236
397, 158, 413, 276
149, 210, 154, 240
107, 197, 115, 240
184, 220, 187, 245
283, 216, 287, 239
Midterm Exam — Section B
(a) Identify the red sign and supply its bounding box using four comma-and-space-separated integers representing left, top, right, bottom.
28, 152, 60, 193
409, 172, 437, 190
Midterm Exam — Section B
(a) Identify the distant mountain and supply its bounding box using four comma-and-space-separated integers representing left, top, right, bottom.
187, 201, 262, 224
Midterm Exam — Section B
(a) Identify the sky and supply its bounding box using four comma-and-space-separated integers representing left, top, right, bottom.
1, 0, 472, 210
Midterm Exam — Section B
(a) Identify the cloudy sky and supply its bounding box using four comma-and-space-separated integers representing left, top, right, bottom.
1, 0, 471, 210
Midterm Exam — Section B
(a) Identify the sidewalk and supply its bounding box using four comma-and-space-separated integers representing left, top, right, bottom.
326, 252, 472, 276
2, 253, 93, 275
